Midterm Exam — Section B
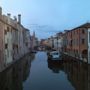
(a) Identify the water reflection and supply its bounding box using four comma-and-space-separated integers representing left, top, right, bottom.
0, 52, 89, 90
48, 60, 63, 73
0, 53, 35, 90
48, 59, 89, 90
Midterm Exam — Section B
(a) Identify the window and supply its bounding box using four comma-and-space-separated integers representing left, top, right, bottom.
71, 32, 72, 37
7, 27, 9, 32
82, 39, 85, 44
26, 42, 28, 46
73, 31, 74, 35
76, 39, 78, 46
5, 44, 8, 49
82, 29, 85, 34
4, 30, 7, 34
74, 39, 75, 46
70, 40, 73, 46
74, 30, 75, 34
77, 30, 78, 34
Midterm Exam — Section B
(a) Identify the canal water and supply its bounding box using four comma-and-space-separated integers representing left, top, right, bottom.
0, 52, 89, 90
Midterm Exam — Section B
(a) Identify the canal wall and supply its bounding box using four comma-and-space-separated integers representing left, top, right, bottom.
0, 52, 35, 90
62, 52, 88, 64
0, 52, 35, 73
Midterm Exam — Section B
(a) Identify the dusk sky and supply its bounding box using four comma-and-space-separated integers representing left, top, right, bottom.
0, 0, 90, 39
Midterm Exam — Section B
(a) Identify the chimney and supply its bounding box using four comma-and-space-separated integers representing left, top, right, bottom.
0, 7, 2, 15
7, 13, 11, 18
18, 14, 21, 24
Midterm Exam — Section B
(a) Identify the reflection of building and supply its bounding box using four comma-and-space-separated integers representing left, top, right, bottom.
47, 56, 89, 90
88, 65, 90, 90
63, 60, 88, 90
0, 7, 31, 72
0, 53, 35, 90
47, 60, 62, 73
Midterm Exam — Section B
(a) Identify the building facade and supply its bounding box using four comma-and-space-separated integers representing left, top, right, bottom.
30, 32, 38, 51
62, 23, 90, 63
0, 7, 31, 72
46, 23, 90, 64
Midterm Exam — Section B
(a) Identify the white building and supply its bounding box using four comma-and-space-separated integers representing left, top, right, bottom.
53, 37, 58, 50
53, 36, 63, 51
58, 36, 63, 52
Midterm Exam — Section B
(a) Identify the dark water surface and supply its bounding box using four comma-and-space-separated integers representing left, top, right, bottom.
0, 52, 89, 90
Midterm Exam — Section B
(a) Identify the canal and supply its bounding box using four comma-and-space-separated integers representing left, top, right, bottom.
0, 52, 89, 90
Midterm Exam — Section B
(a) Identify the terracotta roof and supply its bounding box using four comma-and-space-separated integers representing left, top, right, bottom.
72, 22, 90, 30
64, 23, 90, 33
